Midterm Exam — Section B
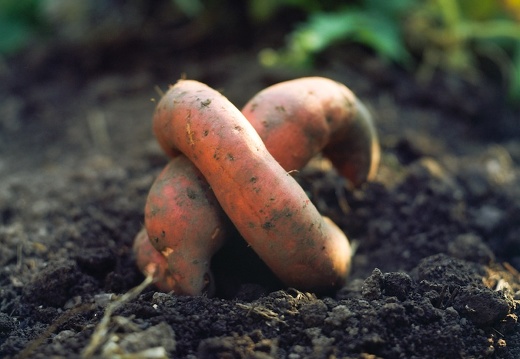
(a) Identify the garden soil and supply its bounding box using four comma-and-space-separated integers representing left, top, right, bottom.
0, 37, 519, 359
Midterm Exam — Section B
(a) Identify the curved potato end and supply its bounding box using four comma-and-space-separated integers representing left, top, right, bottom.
133, 228, 176, 292
324, 98, 380, 187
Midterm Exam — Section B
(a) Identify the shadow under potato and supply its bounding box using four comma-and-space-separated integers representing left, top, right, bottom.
211, 233, 285, 300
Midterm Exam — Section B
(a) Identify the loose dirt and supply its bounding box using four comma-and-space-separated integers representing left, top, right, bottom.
0, 38, 519, 358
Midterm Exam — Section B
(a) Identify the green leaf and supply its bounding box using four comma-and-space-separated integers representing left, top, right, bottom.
350, 11, 412, 64
171, 0, 204, 18
364, 0, 416, 17
508, 42, 520, 105
458, 0, 502, 21
0, 18, 33, 54
291, 11, 360, 53
0, 0, 41, 24
248, 0, 281, 22
287, 8, 411, 65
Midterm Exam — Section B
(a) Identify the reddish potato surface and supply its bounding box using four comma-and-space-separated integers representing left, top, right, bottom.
136, 77, 380, 295
151, 79, 351, 291
144, 155, 230, 295
133, 227, 176, 293
242, 77, 380, 187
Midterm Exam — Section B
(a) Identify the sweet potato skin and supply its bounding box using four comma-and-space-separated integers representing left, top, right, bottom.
152, 80, 351, 291
323, 98, 380, 186
138, 77, 380, 294
133, 227, 176, 293
241, 77, 380, 186
143, 155, 230, 296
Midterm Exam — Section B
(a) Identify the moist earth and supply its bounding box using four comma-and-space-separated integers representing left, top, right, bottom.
0, 36, 519, 358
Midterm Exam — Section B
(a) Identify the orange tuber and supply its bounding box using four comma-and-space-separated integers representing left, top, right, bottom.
242, 77, 379, 187
143, 156, 230, 295
134, 77, 379, 295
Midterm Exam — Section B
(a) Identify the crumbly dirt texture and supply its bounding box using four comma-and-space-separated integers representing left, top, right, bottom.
1, 37, 520, 359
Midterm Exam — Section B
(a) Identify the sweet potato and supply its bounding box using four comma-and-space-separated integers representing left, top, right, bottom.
136, 77, 380, 294
151, 79, 351, 291
143, 155, 230, 296
133, 227, 176, 292
241, 77, 380, 187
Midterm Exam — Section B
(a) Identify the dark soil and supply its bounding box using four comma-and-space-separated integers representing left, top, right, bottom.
1, 25, 520, 359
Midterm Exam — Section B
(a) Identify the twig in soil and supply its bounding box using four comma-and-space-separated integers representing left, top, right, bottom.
493, 328, 505, 338
334, 180, 351, 215
236, 303, 287, 326
16, 242, 23, 270
503, 262, 520, 278
87, 110, 111, 152
81, 275, 153, 358
154, 85, 165, 98
10, 222, 27, 271
350, 239, 360, 257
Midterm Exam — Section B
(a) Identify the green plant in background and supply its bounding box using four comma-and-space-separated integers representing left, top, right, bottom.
2, 0, 520, 104
0, 0, 43, 54
257, 0, 413, 68
171, 0, 204, 18
247, 0, 326, 22
407, 0, 520, 103
258, 0, 520, 105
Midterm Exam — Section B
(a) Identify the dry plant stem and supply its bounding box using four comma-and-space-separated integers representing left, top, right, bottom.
81, 275, 154, 358
152, 79, 351, 292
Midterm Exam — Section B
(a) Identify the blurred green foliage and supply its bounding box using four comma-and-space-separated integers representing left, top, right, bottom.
0, 0, 43, 54
171, 0, 205, 18
257, 0, 413, 67
1, 0, 519, 104
257, 0, 520, 104
407, 0, 520, 101
247, 0, 331, 22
